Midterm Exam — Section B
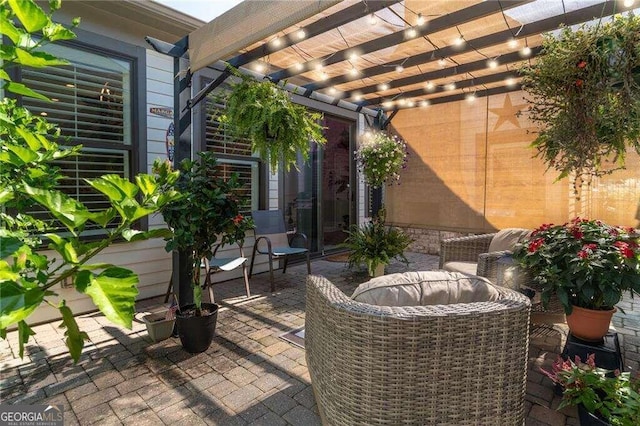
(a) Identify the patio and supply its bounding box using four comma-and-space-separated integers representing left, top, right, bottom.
1, 254, 577, 425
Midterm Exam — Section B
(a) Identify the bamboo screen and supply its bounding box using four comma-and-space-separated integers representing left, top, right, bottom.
386, 91, 640, 231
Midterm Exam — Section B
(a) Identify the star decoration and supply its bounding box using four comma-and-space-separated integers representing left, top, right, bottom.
489, 95, 528, 131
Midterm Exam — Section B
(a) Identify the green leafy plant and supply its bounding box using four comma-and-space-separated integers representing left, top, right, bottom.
355, 130, 408, 188
519, 14, 640, 192
341, 208, 412, 276
541, 354, 640, 426
0, 0, 180, 362
219, 69, 327, 172
155, 152, 253, 315
513, 218, 640, 314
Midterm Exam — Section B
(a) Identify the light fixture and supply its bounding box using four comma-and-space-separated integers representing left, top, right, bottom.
395, 65, 404, 73
508, 38, 518, 49
505, 77, 516, 87
315, 62, 323, 71
438, 58, 447, 67
453, 36, 465, 46
353, 92, 363, 101
328, 87, 337, 95
349, 67, 359, 77
378, 83, 390, 91
271, 37, 282, 47
382, 100, 393, 108
420, 100, 430, 107
398, 98, 407, 106
624, 0, 635, 7
466, 93, 476, 102
407, 100, 415, 107
296, 29, 306, 40
406, 28, 418, 38
521, 46, 532, 57
369, 13, 378, 25
320, 72, 329, 81
255, 63, 265, 73
425, 81, 435, 91
445, 82, 456, 91
294, 62, 304, 71
349, 52, 359, 62
416, 13, 425, 26
487, 59, 498, 69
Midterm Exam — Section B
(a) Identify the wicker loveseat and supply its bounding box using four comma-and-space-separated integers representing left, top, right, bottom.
305, 271, 531, 425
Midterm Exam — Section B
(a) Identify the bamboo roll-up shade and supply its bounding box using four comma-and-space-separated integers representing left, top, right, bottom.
189, 0, 341, 73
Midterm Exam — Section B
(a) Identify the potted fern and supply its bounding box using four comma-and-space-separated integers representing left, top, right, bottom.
341, 209, 413, 277
220, 69, 327, 172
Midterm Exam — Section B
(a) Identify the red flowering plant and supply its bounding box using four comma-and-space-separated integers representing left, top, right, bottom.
221, 213, 255, 248
513, 218, 640, 314
541, 354, 640, 425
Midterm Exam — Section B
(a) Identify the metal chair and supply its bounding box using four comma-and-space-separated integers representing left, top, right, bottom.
202, 243, 251, 302
249, 210, 310, 292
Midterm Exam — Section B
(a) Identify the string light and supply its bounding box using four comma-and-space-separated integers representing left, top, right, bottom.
508, 38, 518, 49
521, 45, 532, 56
378, 83, 390, 91
382, 100, 393, 108
405, 28, 417, 38
369, 13, 378, 25
416, 13, 425, 26
466, 93, 476, 102
349, 67, 359, 77
255, 63, 265, 73
294, 62, 304, 71
487, 59, 499, 69
320, 72, 329, 80
395, 65, 404, 73
505, 77, 516, 87
327, 87, 337, 95
349, 52, 359, 62
296, 29, 306, 40
438, 58, 447, 67
445, 82, 456, 91
420, 100, 430, 107
425, 81, 435, 91
271, 37, 282, 47
398, 98, 407, 106
407, 100, 415, 107
353, 92, 363, 101
624, 0, 634, 7
315, 62, 323, 71
453, 36, 465, 46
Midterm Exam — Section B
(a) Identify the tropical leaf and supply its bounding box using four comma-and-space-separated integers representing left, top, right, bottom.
17, 320, 35, 359
58, 303, 88, 363
80, 267, 138, 329
7, 0, 48, 33
0, 281, 45, 329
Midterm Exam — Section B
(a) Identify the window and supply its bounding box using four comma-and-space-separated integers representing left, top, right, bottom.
19, 41, 138, 235
203, 82, 260, 214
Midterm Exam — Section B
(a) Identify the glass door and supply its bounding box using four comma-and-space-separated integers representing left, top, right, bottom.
282, 115, 354, 255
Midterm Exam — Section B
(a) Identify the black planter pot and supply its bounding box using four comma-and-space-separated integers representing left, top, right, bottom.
176, 302, 218, 353
577, 404, 610, 426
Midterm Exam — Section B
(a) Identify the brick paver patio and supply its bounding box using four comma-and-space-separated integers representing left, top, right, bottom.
1, 253, 577, 425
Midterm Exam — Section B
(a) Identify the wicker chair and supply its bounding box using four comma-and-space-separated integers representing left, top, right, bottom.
439, 228, 530, 284
305, 273, 531, 425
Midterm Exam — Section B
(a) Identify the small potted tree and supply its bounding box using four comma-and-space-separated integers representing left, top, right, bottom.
155, 152, 251, 353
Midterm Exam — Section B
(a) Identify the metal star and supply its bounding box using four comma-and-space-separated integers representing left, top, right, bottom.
489, 94, 528, 131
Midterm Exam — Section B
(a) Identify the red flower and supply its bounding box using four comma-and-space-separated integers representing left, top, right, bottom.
528, 238, 545, 253
575, 79, 583, 88
233, 214, 243, 225
577, 250, 588, 259
614, 241, 634, 258
577, 60, 587, 69
571, 229, 584, 239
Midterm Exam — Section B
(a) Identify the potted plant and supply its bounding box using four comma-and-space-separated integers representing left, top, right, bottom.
519, 14, 640, 197
142, 308, 176, 343
513, 218, 640, 341
0, 0, 180, 362
340, 208, 413, 277
219, 69, 327, 172
355, 130, 408, 188
541, 354, 640, 425
155, 152, 251, 353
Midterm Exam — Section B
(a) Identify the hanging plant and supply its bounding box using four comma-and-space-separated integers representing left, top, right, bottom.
355, 130, 408, 188
519, 13, 640, 191
219, 69, 326, 172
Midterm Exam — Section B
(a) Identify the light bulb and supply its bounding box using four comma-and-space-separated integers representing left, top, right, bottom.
453, 36, 465, 46
382, 101, 393, 108
328, 87, 337, 95
407, 100, 415, 107
406, 28, 417, 38
438, 58, 447, 67
349, 67, 359, 77
487, 59, 498, 69
353, 93, 363, 101
255, 63, 265, 73
378, 83, 390, 91
320, 72, 329, 81
369, 14, 377, 25
508, 38, 518, 49
446, 82, 456, 91
314, 62, 323, 71
294, 62, 304, 71
271, 37, 281, 47
395, 65, 404, 73
349, 52, 359, 62
296, 29, 306, 40
521, 46, 532, 56
420, 100, 430, 107
425, 81, 435, 91
505, 77, 516, 87
416, 13, 425, 26
466, 93, 476, 102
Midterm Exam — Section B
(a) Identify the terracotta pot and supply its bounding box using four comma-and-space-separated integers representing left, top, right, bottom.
566, 305, 616, 342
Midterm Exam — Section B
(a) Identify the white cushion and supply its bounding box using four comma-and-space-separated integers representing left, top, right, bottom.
488, 228, 531, 252
443, 261, 478, 276
351, 271, 501, 307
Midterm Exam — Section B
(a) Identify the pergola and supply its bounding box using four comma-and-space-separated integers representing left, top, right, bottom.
146, 0, 637, 302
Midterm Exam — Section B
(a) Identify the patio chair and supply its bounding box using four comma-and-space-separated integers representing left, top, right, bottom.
249, 210, 310, 292
202, 243, 250, 302
306, 271, 531, 425
439, 228, 531, 284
